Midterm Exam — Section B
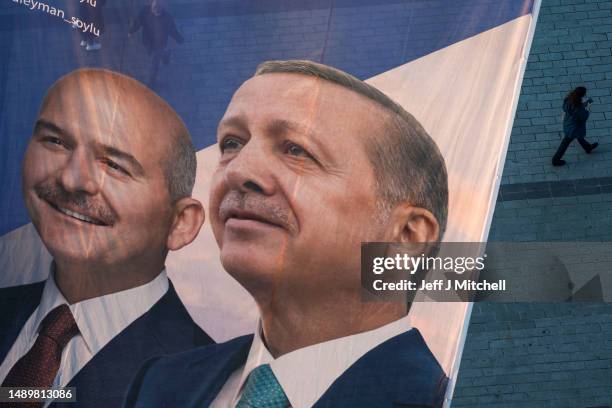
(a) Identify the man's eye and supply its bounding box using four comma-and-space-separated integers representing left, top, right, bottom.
284, 142, 310, 158
104, 159, 129, 175
42, 136, 65, 147
220, 137, 243, 152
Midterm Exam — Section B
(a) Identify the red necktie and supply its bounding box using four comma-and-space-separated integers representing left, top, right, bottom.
1, 304, 79, 408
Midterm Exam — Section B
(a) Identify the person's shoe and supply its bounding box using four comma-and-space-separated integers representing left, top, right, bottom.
80, 40, 87, 47
552, 159, 566, 166
86, 42, 102, 51
587, 142, 599, 154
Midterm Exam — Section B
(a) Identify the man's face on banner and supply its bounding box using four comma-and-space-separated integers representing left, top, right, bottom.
22, 76, 175, 267
210, 73, 391, 295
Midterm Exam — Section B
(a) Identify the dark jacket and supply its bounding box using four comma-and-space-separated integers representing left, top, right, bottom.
0, 280, 213, 408
562, 100, 589, 139
129, 7, 184, 51
125, 329, 448, 408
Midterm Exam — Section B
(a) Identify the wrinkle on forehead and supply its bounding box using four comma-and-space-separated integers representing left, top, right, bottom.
237, 73, 389, 128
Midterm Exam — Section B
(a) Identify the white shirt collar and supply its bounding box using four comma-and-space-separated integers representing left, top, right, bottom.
33, 265, 169, 355
235, 315, 412, 408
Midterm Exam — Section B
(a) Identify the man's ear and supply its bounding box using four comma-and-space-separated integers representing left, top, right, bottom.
388, 202, 440, 249
166, 197, 205, 251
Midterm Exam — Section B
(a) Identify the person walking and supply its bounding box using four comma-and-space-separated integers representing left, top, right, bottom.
552, 86, 598, 166
128, 0, 184, 87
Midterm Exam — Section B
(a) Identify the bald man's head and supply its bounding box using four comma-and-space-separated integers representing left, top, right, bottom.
22, 68, 204, 275
41, 68, 196, 202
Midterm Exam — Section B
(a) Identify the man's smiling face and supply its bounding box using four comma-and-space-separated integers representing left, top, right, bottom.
22, 73, 176, 267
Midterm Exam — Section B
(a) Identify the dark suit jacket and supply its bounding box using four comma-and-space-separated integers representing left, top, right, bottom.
0, 279, 214, 408
126, 328, 448, 408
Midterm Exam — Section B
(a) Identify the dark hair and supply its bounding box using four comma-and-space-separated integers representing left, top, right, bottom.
255, 60, 449, 241
564, 86, 587, 107
164, 131, 197, 202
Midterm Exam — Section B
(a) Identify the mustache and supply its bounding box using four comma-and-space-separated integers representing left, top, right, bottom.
34, 181, 117, 226
218, 190, 296, 232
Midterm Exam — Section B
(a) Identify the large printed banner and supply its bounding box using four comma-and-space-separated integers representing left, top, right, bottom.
0, 1, 539, 406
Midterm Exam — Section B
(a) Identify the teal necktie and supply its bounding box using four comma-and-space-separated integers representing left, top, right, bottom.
236, 364, 289, 408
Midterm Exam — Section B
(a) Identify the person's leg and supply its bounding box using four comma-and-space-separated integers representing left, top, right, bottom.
552, 136, 573, 165
79, 30, 87, 47
85, 32, 101, 50
161, 48, 170, 65
85, 31, 92, 47
149, 49, 162, 86
577, 136, 598, 153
